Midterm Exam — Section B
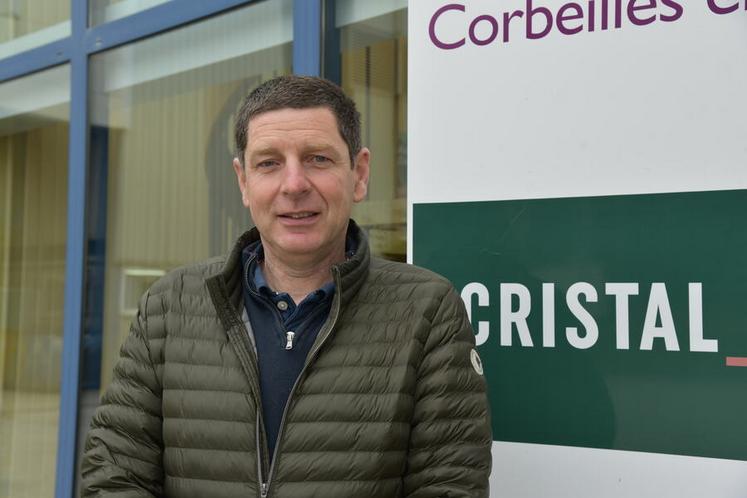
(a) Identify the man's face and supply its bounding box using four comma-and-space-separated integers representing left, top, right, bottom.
233, 107, 369, 263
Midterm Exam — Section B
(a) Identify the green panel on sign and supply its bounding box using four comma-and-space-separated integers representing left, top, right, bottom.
413, 189, 747, 461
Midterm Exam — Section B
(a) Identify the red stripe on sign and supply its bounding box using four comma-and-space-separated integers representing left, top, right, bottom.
725, 357, 747, 367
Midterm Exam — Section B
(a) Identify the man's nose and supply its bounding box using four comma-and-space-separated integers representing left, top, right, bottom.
280, 158, 311, 195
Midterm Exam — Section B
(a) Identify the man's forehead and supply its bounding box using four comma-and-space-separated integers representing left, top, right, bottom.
246, 107, 345, 148
247, 106, 338, 130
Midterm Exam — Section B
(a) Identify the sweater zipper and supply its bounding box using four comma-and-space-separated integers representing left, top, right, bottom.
260, 266, 343, 498
284, 331, 295, 350
244, 255, 298, 353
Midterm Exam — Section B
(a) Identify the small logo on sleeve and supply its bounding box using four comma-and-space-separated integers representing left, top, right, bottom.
470, 349, 484, 376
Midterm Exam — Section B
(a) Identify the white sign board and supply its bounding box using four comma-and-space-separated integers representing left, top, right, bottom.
409, 2, 747, 496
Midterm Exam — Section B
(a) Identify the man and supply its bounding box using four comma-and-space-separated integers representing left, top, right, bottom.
82, 75, 492, 497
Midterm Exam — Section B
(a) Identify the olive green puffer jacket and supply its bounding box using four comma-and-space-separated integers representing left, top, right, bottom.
81, 224, 492, 497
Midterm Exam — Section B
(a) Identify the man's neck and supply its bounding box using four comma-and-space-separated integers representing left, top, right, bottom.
259, 244, 344, 304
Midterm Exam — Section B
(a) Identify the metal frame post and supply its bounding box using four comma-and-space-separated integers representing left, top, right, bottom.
54, 0, 89, 495
293, 0, 322, 76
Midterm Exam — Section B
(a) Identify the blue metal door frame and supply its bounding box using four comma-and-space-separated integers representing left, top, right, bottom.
0, 1, 322, 497
54, 0, 89, 495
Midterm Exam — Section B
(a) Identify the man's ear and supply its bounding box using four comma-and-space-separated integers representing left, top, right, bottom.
233, 157, 250, 208
352, 147, 370, 203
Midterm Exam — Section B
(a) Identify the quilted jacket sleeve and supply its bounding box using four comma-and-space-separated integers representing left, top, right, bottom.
404, 285, 492, 498
81, 290, 164, 497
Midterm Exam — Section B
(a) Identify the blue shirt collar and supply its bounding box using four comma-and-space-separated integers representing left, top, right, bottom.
241, 233, 357, 302
254, 263, 335, 304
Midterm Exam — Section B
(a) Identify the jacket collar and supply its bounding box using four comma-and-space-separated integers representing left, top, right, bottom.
206, 220, 370, 331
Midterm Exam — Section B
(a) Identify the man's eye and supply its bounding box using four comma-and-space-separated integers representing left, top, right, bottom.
256, 160, 278, 168
310, 155, 331, 164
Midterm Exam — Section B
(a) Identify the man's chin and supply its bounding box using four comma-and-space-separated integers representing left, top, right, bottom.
271, 236, 324, 258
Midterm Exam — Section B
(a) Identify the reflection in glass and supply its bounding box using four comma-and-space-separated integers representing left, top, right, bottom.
89, 0, 171, 26
0, 64, 69, 498
0, 0, 70, 59
336, 1, 408, 261
83, 0, 291, 412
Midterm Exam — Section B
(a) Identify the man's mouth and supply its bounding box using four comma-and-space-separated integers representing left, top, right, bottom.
280, 212, 318, 219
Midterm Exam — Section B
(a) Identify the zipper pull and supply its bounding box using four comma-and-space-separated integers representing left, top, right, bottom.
285, 331, 295, 350
261, 482, 268, 497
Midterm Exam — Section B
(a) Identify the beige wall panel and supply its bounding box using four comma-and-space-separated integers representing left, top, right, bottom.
342, 32, 407, 259
2, 0, 69, 39
0, 121, 66, 498
0, 139, 10, 395
99, 78, 259, 389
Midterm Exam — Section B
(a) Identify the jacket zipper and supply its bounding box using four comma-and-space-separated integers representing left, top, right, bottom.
241, 256, 273, 498
243, 255, 343, 497
257, 412, 268, 497
260, 266, 343, 498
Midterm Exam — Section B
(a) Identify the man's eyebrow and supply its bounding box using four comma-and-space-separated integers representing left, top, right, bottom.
247, 142, 341, 159
247, 146, 278, 158
304, 143, 341, 155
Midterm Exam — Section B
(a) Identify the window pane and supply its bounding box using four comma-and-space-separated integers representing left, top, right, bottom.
79, 0, 292, 440
335, 0, 407, 261
0, 0, 70, 59
0, 64, 69, 498
89, 0, 171, 26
